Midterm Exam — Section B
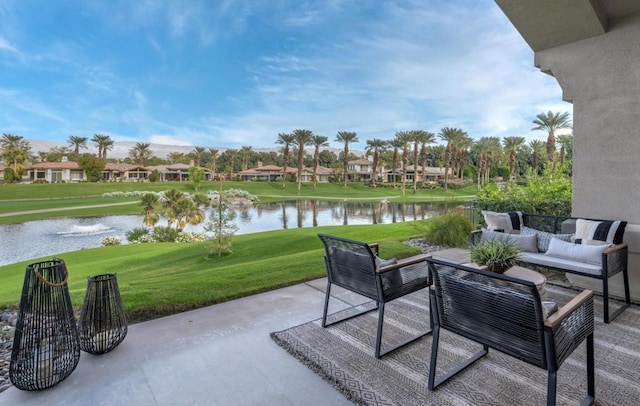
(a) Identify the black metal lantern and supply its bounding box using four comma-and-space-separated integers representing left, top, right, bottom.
9, 258, 81, 391
78, 273, 127, 355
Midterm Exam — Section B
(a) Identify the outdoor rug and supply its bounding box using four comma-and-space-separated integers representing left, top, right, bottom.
271, 285, 640, 405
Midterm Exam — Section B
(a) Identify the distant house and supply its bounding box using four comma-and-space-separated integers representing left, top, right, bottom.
238, 163, 293, 182
146, 163, 212, 182
238, 162, 333, 182
102, 163, 150, 182
28, 161, 86, 183
386, 165, 445, 183
347, 158, 374, 182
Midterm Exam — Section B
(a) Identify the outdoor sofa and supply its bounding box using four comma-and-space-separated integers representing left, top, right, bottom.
472, 211, 630, 323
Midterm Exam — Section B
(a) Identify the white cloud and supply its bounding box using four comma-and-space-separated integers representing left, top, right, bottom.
149, 135, 192, 146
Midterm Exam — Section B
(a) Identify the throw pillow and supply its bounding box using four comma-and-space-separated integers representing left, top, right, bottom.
575, 218, 626, 245
480, 228, 538, 253
481, 210, 523, 234
544, 237, 606, 265
521, 225, 573, 253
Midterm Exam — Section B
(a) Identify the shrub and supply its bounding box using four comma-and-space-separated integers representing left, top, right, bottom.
126, 227, 150, 243
424, 212, 473, 247
175, 232, 207, 243
132, 234, 156, 244
101, 236, 122, 246
476, 165, 572, 216
152, 226, 179, 242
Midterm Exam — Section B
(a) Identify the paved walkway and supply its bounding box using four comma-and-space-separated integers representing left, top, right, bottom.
0, 279, 357, 406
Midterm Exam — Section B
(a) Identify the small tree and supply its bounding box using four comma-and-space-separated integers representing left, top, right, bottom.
3, 167, 16, 183
77, 153, 106, 182
189, 166, 205, 192
204, 181, 239, 257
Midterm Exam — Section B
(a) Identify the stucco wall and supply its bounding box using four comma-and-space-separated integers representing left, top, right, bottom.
534, 12, 640, 301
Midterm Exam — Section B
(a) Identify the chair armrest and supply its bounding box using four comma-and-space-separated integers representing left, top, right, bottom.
377, 253, 430, 273
603, 243, 628, 277
544, 290, 593, 328
603, 242, 626, 255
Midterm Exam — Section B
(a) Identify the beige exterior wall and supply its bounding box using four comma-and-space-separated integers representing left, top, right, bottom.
532, 13, 640, 300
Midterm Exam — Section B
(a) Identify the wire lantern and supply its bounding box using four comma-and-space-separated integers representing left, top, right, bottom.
9, 258, 81, 391
78, 273, 127, 355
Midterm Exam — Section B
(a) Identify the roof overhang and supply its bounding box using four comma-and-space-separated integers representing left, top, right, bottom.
495, 0, 640, 52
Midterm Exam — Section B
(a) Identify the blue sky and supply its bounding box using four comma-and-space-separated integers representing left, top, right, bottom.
0, 0, 571, 152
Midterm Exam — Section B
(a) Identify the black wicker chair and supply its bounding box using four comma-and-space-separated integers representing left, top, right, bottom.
427, 258, 595, 406
317, 233, 432, 359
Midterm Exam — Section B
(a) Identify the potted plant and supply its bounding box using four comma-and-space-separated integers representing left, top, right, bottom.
469, 238, 521, 273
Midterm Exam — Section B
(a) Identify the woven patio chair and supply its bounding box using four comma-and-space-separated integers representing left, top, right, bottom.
427, 258, 595, 406
317, 233, 432, 359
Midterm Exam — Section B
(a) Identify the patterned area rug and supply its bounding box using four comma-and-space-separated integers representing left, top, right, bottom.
271, 285, 640, 405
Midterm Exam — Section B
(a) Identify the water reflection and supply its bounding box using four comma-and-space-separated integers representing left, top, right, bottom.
0, 200, 455, 266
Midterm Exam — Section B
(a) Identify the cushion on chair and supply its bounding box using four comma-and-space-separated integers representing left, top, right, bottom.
575, 219, 626, 244
480, 228, 538, 252
521, 226, 573, 253
544, 237, 607, 265
481, 211, 523, 234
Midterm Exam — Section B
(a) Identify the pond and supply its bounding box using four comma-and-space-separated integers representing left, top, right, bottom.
0, 200, 457, 266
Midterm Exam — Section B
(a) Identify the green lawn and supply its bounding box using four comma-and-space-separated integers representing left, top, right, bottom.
0, 221, 432, 322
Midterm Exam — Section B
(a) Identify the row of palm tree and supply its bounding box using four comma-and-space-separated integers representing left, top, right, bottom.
2, 111, 572, 185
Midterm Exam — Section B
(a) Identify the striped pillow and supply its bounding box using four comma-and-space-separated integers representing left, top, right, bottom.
481, 211, 523, 234
575, 219, 626, 245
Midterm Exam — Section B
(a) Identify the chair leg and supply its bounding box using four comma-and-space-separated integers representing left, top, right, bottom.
603, 272, 631, 324
585, 333, 595, 405
376, 296, 433, 359
428, 325, 441, 390
547, 371, 557, 406
322, 281, 378, 328
375, 302, 385, 359
322, 280, 332, 327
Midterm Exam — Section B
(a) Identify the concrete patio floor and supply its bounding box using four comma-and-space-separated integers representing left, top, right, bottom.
0, 278, 359, 406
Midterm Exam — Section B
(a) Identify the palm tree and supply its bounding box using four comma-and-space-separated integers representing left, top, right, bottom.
192, 146, 206, 167
209, 148, 219, 176
557, 133, 573, 165
1, 133, 31, 175
161, 189, 184, 228
129, 142, 153, 166
335, 131, 359, 187
453, 132, 473, 180
140, 193, 160, 227
292, 129, 314, 193
240, 146, 252, 171
394, 131, 413, 197
275, 133, 295, 189
531, 111, 572, 167
472, 137, 502, 186
92, 134, 114, 159
388, 137, 404, 184
311, 135, 329, 188
67, 136, 88, 161
365, 138, 388, 187
438, 127, 465, 190
419, 131, 436, 182
502, 136, 526, 180
529, 139, 547, 175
